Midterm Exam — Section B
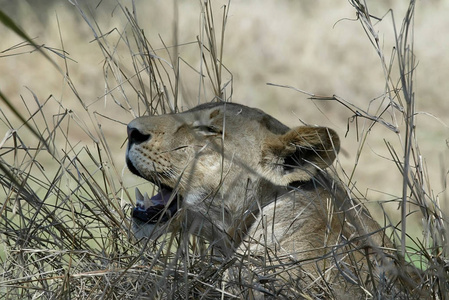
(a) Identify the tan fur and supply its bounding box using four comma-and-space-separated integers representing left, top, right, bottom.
126, 102, 400, 298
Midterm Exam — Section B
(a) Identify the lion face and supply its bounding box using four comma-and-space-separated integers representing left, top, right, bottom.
126, 102, 340, 244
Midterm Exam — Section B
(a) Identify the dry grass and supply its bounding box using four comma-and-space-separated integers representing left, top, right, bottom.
0, 0, 448, 299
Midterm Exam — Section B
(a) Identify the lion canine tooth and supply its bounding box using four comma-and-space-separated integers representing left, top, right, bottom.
143, 192, 152, 207
135, 187, 155, 208
135, 187, 144, 202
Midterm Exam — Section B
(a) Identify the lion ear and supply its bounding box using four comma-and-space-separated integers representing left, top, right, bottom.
261, 126, 340, 185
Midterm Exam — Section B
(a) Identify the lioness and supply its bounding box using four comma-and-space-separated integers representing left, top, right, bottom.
126, 102, 408, 298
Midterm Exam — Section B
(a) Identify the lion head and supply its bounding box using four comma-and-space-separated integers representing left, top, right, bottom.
126, 102, 340, 249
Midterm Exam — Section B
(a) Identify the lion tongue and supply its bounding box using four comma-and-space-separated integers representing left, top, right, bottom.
150, 188, 174, 205
135, 187, 174, 206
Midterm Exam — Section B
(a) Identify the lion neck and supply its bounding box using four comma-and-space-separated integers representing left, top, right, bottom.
182, 176, 303, 256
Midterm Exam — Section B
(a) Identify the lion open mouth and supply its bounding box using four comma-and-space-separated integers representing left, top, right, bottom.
132, 186, 179, 224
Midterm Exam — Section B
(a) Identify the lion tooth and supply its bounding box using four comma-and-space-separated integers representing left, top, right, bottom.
143, 192, 152, 207
135, 187, 143, 202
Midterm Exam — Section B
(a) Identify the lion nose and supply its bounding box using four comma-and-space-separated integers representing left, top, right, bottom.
127, 125, 151, 145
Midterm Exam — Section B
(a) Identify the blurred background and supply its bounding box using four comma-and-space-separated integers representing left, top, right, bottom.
1, 0, 448, 232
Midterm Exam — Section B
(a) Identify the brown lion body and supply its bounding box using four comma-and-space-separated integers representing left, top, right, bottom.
126, 102, 407, 298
